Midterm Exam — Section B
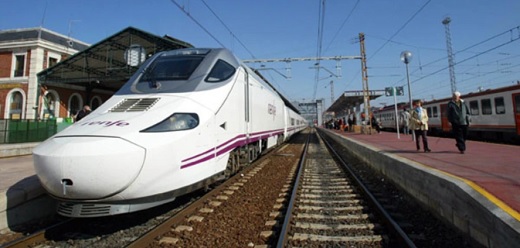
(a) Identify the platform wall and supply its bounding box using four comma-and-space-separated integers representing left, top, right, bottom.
320, 128, 520, 248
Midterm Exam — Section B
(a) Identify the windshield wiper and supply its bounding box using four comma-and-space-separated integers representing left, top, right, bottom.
142, 63, 160, 89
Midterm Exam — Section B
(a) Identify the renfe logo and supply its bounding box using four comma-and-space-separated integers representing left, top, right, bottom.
81, 120, 129, 127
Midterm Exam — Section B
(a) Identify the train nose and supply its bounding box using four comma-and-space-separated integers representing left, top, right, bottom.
33, 136, 145, 199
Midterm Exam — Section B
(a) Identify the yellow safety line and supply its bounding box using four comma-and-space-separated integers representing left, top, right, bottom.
429, 166, 520, 222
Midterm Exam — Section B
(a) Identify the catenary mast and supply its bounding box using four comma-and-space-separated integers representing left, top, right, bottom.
443, 17, 457, 94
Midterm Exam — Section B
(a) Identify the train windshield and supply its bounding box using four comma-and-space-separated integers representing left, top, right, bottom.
139, 55, 203, 83
121, 48, 239, 94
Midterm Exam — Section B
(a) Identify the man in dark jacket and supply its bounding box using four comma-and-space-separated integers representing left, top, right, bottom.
75, 105, 91, 122
447, 91, 470, 154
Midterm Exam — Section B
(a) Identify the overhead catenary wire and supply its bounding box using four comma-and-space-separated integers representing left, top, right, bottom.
342, 0, 432, 93
410, 29, 520, 86
168, 0, 517, 107
313, 0, 327, 101
169, 0, 226, 48
384, 24, 520, 99
368, 0, 432, 60
200, 0, 257, 59
324, 0, 359, 53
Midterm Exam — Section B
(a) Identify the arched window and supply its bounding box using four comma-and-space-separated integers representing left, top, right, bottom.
90, 96, 102, 110
69, 94, 83, 118
9, 91, 24, 119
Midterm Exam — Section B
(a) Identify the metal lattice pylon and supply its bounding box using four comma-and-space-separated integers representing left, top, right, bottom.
443, 17, 457, 94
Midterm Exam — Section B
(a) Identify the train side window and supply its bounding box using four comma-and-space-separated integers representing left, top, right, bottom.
469, 100, 479, 115
481, 99, 492, 115
206, 59, 236, 82
494, 97, 505, 114
432, 106, 438, 117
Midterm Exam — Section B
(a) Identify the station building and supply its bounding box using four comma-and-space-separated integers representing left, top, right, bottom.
0, 26, 193, 122
0, 27, 89, 120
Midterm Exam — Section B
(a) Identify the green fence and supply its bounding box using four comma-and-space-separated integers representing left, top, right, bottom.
0, 119, 59, 144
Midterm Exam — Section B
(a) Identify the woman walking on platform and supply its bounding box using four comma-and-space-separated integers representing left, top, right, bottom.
411, 100, 431, 152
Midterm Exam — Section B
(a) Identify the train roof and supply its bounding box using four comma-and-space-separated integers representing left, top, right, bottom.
375, 102, 409, 112
377, 84, 520, 111
250, 68, 301, 114
424, 84, 520, 105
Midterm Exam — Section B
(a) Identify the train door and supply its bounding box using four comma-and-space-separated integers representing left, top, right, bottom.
513, 93, 520, 135
440, 103, 451, 132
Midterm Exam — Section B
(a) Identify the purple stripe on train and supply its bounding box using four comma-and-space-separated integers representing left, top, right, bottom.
180, 129, 286, 169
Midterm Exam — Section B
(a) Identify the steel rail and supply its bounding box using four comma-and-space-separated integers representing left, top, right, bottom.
275, 130, 311, 248
317, 128, 417, 248
0, 219, 75, 248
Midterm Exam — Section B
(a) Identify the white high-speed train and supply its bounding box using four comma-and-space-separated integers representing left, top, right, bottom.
33, 48, 306, 217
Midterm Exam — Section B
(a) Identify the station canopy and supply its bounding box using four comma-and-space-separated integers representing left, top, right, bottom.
326, 90, 385, 113
38, 26, 194, 92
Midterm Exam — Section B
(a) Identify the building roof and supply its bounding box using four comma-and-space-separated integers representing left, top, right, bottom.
326, 90, 385, 113
37, 26, 193, 92
0, 27, 89, 51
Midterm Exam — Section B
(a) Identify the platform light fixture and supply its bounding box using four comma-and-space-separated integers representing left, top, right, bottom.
400, 50, 415, 141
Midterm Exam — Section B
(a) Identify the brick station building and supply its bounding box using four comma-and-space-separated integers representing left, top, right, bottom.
0, 26, 192, 121
0, 27, 88, 120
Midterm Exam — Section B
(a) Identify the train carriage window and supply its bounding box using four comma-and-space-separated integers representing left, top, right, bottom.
291, 118, 295, 126
481, 99, 492, 115
432, 106, 438, 117
494, 97, 505, 114
469, 100, 479, 115
206, 59, 236, 82
427, 107, 432, 118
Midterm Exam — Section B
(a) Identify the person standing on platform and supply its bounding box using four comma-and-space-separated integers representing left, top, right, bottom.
348, 116, 353, 132
447, 91, 471, 154
75, 104, 91, 122
371, 115, 381, 133
410, 100, 431, 152
400, 108, 411, 135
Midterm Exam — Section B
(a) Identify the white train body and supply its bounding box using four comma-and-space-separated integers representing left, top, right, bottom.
374, 103, 408, 131
375, 84, 520, 143
33, 48, 306, 217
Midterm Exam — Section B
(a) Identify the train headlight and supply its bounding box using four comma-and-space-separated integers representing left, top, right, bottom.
141, 113, 199, 132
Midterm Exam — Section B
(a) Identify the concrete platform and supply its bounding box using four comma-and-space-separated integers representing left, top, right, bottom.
0, 142, 39, 158
320, 128, 520, 248
0, 153, 56, 232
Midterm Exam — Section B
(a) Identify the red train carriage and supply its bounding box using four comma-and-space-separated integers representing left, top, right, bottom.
375, 84, 520, 144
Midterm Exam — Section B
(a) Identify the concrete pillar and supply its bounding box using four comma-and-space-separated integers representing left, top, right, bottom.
26, 47, 44, 119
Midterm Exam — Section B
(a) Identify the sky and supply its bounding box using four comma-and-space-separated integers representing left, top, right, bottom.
1, 0, 519, 110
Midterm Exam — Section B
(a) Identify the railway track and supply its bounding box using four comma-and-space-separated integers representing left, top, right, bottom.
277, 129, 415, 247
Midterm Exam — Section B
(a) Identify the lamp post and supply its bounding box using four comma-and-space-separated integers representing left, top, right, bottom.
400, 51, 415, 141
